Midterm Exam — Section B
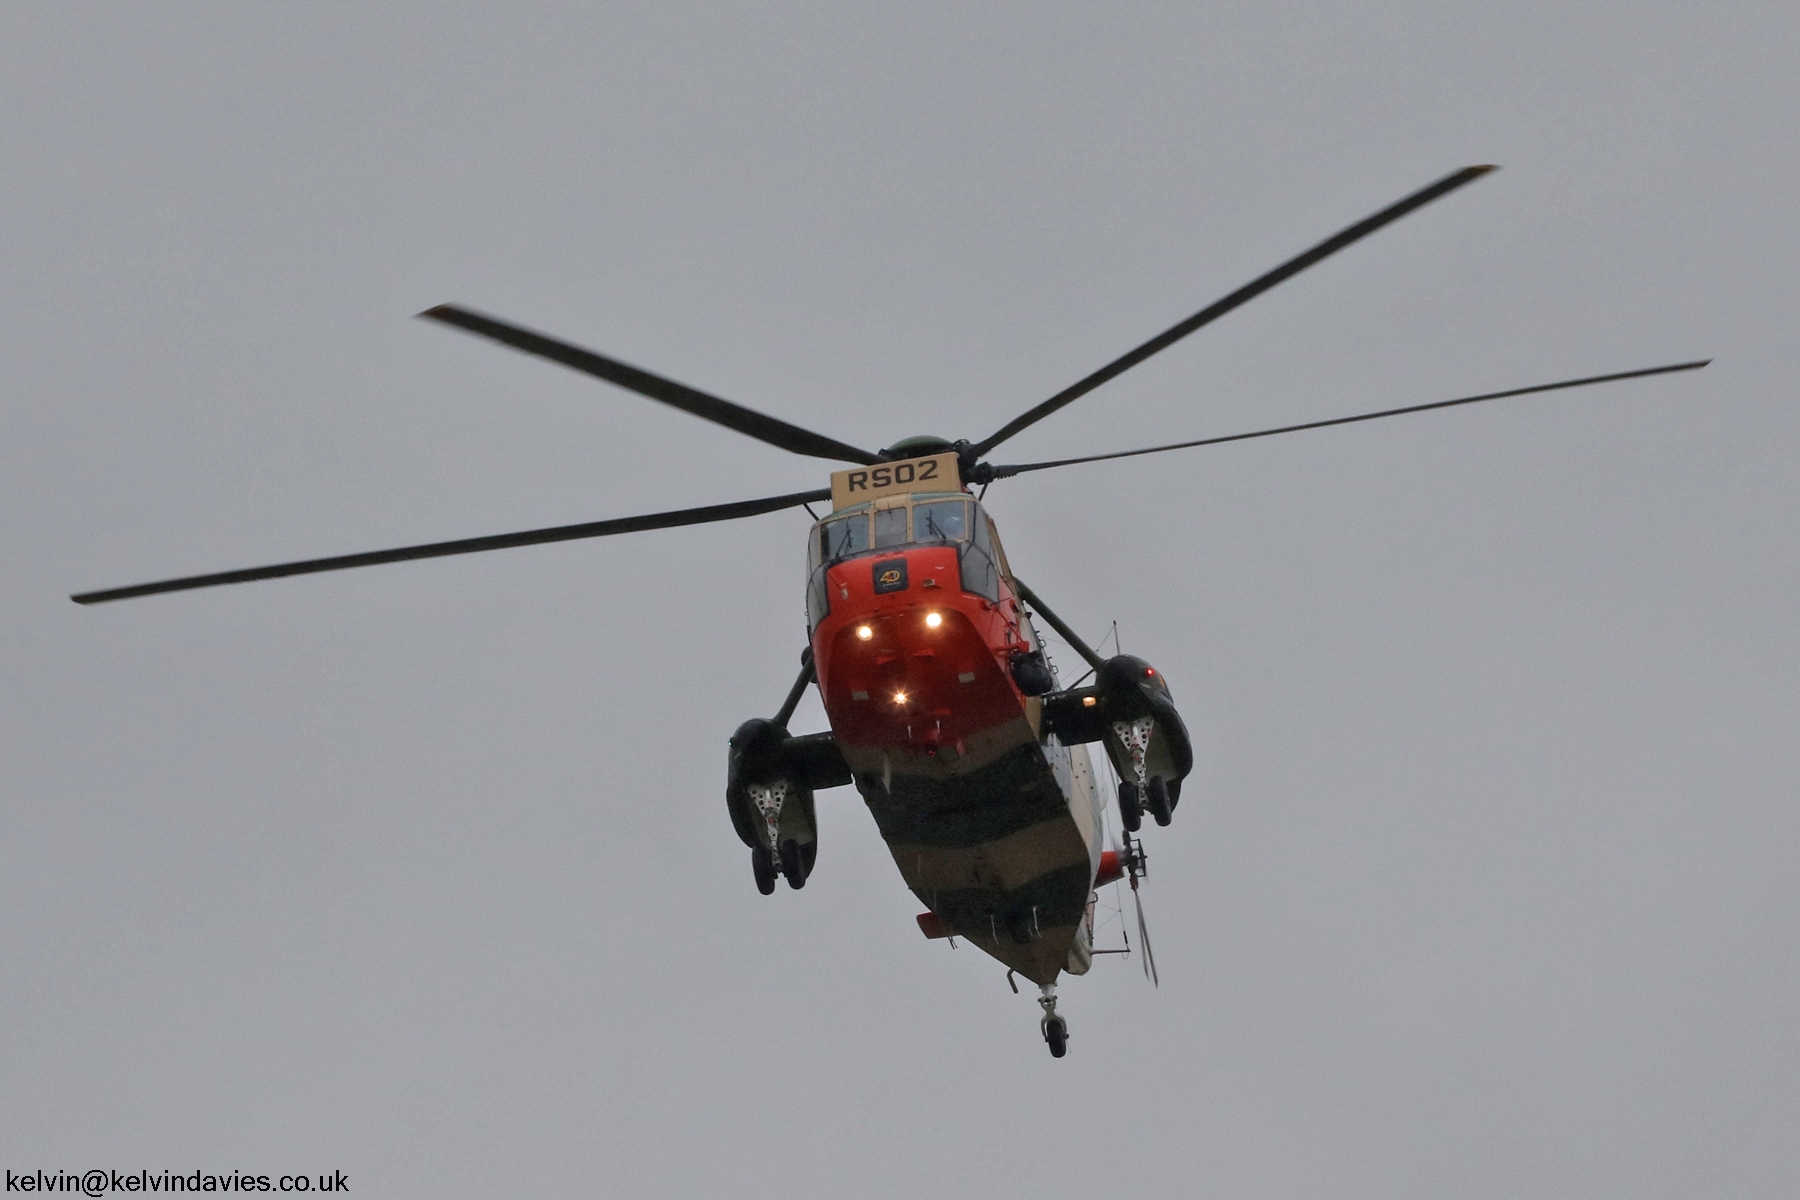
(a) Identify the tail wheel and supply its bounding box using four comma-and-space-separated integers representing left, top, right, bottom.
1118, 780, 1143, 832
778, 838, 806, 890
751, 845, 777, 895
1146, 776, 1173, 827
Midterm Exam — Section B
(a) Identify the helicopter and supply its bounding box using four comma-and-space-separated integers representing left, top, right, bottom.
73, 165, 1707, 1057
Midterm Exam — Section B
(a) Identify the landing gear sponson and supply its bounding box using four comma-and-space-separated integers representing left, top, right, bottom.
1011, 582, 1195, 831
726, 649, 853, 893
1038, 653, 1193, 829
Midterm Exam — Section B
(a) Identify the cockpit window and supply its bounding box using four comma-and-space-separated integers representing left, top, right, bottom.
873, 505, 909, 548
819, 512, 870, 562
814, 496, 977, 567
914, 500, 969, 543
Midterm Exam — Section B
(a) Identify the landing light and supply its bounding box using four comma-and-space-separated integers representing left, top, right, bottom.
924, 611, 942, 628
893, 691, 908, 705
856, 624, 873, 640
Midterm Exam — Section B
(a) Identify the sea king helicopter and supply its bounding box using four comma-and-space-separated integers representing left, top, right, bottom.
74, 166, 1706, 1056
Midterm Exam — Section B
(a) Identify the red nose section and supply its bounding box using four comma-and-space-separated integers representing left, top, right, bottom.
813, 546, 1029, 759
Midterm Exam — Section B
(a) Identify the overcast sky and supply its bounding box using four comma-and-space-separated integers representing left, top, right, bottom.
4, 3, 1796, 1197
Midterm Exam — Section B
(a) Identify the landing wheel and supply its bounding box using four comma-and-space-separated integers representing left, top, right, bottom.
1043, 1015, 1068, 1058
751, 845, 777, 895
778, 838, 806, 890
1146, 776, 1173, 827
1118, 780, 1143, 832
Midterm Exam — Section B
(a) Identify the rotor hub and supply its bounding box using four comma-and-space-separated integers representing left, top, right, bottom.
877, 434, 957, 461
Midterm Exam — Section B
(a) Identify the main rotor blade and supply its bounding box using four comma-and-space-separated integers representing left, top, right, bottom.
989, 360, 1710, 479
71, 488, 830, 605
967, 166, 1497, 459
420, 305, 880, 465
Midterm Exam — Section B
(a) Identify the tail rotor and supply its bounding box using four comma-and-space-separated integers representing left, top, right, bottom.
1120, 830, 1159, 987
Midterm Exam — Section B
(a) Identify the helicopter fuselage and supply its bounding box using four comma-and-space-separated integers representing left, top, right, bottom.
724, 455, 1191, 987
809, 515, 1105, 983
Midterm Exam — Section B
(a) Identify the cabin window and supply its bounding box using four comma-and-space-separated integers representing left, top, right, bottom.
960, 508, 1001, 602
914, 500, 970, 543
807, 567, 831, 630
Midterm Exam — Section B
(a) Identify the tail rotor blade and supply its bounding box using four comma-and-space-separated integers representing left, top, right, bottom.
1133, 885, 1159, 987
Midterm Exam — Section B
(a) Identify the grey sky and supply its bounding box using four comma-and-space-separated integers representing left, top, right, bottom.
4, 3, 1796, 1196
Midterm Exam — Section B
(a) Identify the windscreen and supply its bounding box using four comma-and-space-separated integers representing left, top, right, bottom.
873, 506, 909, 548
816, 498, 973, 564
819, 512, 870, 561
914, 500, 970, 543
